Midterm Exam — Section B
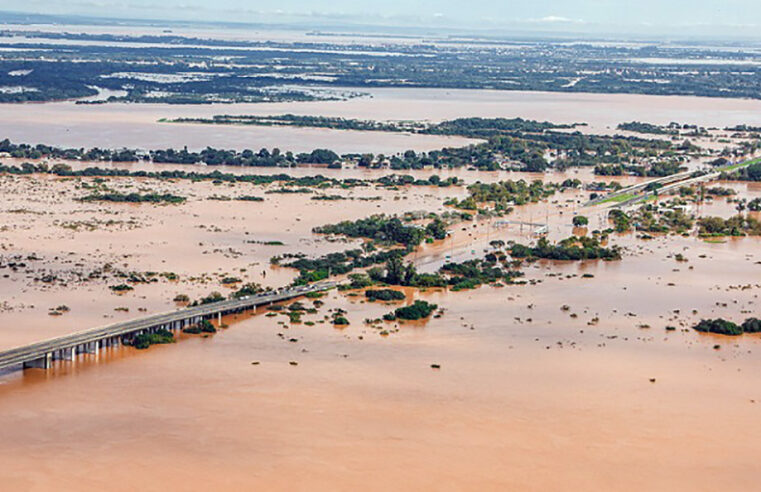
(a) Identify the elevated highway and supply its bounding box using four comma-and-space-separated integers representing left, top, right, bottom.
0, 282, 337, 372
584, 157, 761, 210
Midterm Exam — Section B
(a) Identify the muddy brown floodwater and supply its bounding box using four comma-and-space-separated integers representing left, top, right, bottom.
3, 88, 761, 153
0, 162, 760, 491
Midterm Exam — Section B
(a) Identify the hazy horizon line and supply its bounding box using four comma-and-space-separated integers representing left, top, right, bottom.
2, 8, 761, 44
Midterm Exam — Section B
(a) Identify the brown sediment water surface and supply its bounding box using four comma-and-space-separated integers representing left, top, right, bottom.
3, 88, 761, 153
0, 160, 760, 490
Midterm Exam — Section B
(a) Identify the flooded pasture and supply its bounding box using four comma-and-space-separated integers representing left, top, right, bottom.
2, 88, 761, 153
0, 161, 760, 490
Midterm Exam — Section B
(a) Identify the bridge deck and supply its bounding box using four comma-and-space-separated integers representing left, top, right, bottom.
583, 156, 761, 208
0, 282, 336, 371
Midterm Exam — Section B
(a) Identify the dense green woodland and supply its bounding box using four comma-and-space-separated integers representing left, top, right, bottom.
4, 30, 761, 102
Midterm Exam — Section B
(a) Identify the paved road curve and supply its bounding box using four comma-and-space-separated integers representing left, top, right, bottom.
0, 281, 337, 372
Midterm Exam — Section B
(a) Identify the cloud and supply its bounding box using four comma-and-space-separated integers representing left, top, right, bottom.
534, 15, 583, 24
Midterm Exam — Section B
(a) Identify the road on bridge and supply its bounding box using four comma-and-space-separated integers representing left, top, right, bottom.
0, 281, 337, 372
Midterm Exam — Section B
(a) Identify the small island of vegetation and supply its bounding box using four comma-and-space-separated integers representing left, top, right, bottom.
383, 300, 438, 321
694, 318, 761, 336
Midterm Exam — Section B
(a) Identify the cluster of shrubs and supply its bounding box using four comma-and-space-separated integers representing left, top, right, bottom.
332, 308, 350, 326
445, 179, 558, 212
440, 258, 523, 291
313, 214, 429, 247
694, 318, 761, 336
383, 301, 438, 321
284, 247, 409, 285
80, 192, 186, 204
109, 284, 134, 292
129, 328, 175, 349
365, 289, 406, 301
510, 236, 621, 261
182, 319, 217, 334
698, 215, 761, 237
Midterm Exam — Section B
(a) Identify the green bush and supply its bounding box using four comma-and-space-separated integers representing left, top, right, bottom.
741, 318, 761, 333
109, 284, 134, 292
80, 192, 186, 204
183, 319, 216, 334
131, 328, 174, 349
365, 289, 406, 301
392, 301, 438, 321
694, 318, 742, 336
199, 319, 217, 333
510, 236, 620, 261
572, 215, 589, 227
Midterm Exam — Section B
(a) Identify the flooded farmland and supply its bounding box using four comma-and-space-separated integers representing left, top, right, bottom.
0, 150, 760, 490
3, 17, 761, 487
3, 88, 761, 153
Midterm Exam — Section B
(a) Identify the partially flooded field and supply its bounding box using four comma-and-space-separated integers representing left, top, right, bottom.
1, 156, 761, 489
0, 170, 462, 347
6, 9, 761, 490
3, 88, 761, 153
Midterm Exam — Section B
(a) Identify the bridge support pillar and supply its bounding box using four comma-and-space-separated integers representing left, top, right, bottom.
61, 347, 75, 361
218, 312, 221, 325
84, 342, 98, 354
23, 352, 52, 370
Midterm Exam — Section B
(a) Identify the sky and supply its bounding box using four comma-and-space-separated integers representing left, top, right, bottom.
2, 0, 759, 37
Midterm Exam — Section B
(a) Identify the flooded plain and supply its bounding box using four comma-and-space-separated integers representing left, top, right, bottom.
0, 158, 761, 490
5, 15, 761, 490
3, 88, 761, 153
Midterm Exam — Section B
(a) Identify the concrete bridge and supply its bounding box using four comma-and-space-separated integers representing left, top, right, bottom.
584, 156, 761, 209
584, 169, 697, 207
0, 281, 336, 372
